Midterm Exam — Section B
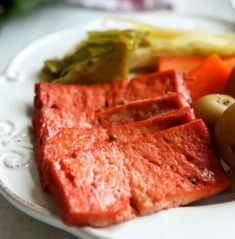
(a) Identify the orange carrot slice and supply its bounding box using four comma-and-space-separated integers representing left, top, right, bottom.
157, 55, 205, 73
187, 54, 230, 102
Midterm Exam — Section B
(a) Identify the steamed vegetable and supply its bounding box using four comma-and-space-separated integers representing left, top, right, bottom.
193, 94, 235, 128
130, 25, 235, 70
157, 55, 205, 73
187, 54, 230, 102
42, 25, 235, 84
42, 30, 150, 84
50, 42, 129, 85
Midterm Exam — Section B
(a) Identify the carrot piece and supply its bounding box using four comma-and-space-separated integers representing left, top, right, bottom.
157, 55, 205, 73
187, 54, 230, 102
223, 56, 235, 72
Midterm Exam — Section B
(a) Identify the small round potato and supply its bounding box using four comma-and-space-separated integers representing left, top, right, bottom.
215, 103, 235, 169
193, 94, 235, 128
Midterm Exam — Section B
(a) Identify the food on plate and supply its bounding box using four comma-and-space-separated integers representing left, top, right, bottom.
123, 120, 230, 215
193, 94, 235, 128
34, 93, 189, 189
34, 79, 122, 111
45, 128, 135, 227
43, 120, 230, 226
34, 70, 190, 190
125, 70, 190, 102
33, 24, 235, 228
224, 68, 235, 98
42, 30, 149, 84
34, 68, 231, 227
41, 26, 235, 84
130, 25, 235, 70
187, 54, 230, 102
96, 93, 189, 128
106, 107, 195, 143
35, 69, 189, 111
215, 103, 235, 168
157, 54, 235, 75
36, 107, 193, 191
39, 107, 194, 226
46, 41, 128, 85
157, 55, 205, 73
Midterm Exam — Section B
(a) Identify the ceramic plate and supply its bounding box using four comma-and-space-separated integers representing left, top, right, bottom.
1, 12, 235, 239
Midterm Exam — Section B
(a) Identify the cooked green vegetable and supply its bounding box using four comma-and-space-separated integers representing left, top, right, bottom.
42, 24, 235, 85
42, 29, 150, 84
54, 42, 129, 85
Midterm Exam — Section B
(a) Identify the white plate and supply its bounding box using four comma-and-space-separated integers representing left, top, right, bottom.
1, 12, 235, 239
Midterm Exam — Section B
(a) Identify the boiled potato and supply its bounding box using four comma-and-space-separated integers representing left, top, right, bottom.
215, 103, 235, 168
193, 94, 235, 128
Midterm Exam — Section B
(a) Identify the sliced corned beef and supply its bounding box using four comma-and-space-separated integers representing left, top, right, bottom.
34, 93, 189, 138
37, 106, 193, 190
44, 119, 230, 227
37, 127, 108, 190
34, 69, 189, 111
33, 93, 189, 157
106, 107, 195, 143
33, 68, 228, 228
45, 129, 134, 227
34, 81, 116, 112
124, 69, 190, 103
120, 119, 230, 215
96, 93, 189, 128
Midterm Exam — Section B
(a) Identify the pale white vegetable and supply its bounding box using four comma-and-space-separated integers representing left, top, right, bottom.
128, 21, 235, 70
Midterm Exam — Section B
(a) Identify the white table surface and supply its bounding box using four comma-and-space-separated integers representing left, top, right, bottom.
0, 1, 235, 238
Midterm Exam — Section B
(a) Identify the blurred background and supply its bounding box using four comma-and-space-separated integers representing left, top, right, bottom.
0, 0, 235, 239
1, 0, 235, 17
0, 0, 234, 74
0, 0, 235, 14
0, 0, 235, 75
